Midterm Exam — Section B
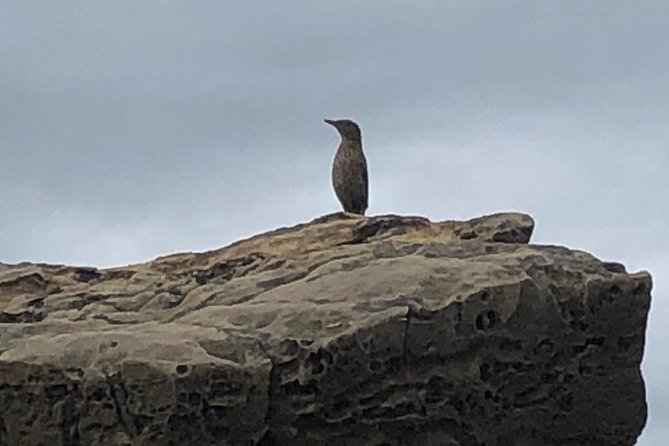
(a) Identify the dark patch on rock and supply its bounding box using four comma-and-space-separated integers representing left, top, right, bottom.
74, 268, 102, 283
603, 262, 627, 273
194, 253, 266, 285
257, 271, 308, 291
351, 215, 430, 244
0, 309, 46, 323
0, 272, 47, 294
491, 226, 533, 244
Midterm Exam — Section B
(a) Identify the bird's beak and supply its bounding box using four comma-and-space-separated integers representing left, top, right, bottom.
324, 119, 337, 127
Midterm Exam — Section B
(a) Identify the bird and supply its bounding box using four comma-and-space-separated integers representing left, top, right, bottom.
324, 118, 369, 215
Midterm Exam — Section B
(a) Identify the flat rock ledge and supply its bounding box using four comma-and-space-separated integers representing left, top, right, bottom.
0, 212, 651, 446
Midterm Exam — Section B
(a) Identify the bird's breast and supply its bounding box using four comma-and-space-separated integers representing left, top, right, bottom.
334, 144, 366, 167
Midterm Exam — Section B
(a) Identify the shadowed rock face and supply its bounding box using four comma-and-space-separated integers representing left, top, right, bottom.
0, 212, 651, 446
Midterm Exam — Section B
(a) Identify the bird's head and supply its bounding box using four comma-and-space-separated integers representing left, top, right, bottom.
324, 118, 361, 141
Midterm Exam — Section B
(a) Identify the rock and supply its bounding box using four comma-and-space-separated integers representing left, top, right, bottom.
0, 212, 651, 446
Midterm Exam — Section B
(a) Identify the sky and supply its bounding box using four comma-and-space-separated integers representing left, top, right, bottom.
1, 1, 667, 443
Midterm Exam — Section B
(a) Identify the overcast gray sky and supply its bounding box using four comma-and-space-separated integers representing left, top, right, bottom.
1, 1, 667, 443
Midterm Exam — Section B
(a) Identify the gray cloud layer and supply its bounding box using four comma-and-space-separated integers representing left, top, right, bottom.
1, 1, 667, 443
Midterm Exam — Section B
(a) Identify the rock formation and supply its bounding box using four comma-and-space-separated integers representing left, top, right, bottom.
0, 212, 651, 446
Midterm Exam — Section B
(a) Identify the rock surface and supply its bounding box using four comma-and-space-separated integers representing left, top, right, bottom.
0, 212, 651, 446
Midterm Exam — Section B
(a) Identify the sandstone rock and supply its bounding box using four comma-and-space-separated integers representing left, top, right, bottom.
0, 212, 651, 446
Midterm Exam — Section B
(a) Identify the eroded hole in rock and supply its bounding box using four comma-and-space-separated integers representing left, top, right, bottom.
561, 302, 590, 331
75, 268, 101, 283
307, 349, 334, 375
484, 390, 501, 403
27, 297, 44, 308
475, 314, 484, 330
88, 387, 109, 401
0, 310, 46, 323
176, 365, 190, 376
194, 261, 237, 285
475, 310, 498, 330
279, 339, 300, 356
602, 261, 626, 273
311, 361, 324, 375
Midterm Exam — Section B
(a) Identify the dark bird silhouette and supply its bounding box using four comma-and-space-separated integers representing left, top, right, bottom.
324, 118, 368, 215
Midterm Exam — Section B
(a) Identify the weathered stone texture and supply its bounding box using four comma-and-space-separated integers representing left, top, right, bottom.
0, 212, 651, 445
